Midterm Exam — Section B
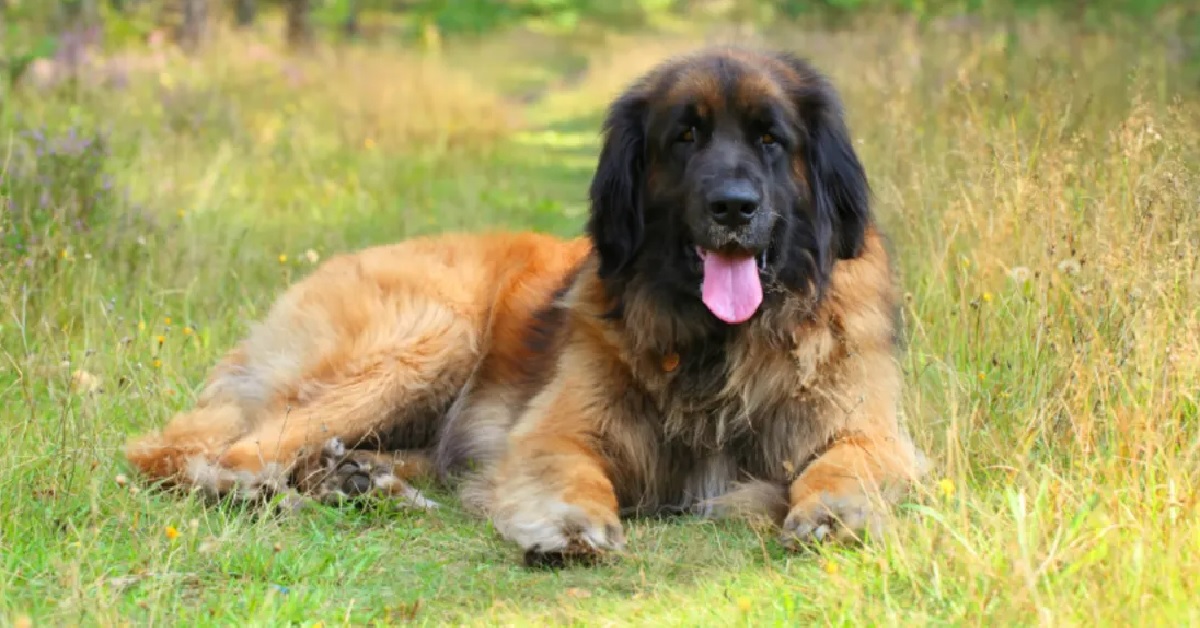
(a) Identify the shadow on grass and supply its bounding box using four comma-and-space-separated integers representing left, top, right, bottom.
239, 486, 812, 624
26, 467, 820, 624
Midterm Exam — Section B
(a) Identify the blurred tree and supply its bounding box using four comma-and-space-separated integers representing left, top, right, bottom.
177, 0, 207, 51
286, 0, 313, 48
62, 0, 101, 25
107, 0, 133, 13
234, 0, 256, 26
343, 0, 360, 37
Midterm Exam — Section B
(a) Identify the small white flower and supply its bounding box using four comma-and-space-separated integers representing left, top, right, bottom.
1007, 266, 1032, 283
1057, 259, 1082, 275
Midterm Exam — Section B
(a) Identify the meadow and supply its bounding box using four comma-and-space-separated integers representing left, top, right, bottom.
1, 8, 1199, 625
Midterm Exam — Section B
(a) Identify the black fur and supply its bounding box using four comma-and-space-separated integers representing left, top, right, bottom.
586, 90, 649, 280
515, 276, 577, 390
586, 47, 873, 334
778, 52, 871, 262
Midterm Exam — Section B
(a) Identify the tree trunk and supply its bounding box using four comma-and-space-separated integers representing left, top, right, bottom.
62, 0, 100, 25
342, 0, 360, 38
234, 0, 256, 27
286, 0, 313, 49
177, 0, 207, 52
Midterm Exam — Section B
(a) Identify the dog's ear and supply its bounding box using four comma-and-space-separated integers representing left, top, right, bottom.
782, 56, 871, 261
587, 90, 648, 279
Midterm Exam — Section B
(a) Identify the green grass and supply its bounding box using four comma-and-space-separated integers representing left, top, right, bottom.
2, 13, 1199, 626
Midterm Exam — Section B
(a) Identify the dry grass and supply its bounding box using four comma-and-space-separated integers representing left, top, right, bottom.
1, 12, 1197, 626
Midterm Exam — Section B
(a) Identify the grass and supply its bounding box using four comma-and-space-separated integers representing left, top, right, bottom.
2, 11, 1199, 626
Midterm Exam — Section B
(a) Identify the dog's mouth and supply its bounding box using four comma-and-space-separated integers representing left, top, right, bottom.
693, 245, 768, 325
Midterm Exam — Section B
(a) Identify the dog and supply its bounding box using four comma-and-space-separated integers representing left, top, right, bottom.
124, 46, 923, 565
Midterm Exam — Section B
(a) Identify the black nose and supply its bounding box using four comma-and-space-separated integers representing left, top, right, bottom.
707, 182, 761, 227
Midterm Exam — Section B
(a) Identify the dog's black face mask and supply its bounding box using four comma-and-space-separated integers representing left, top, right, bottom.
586, 48, 872, 328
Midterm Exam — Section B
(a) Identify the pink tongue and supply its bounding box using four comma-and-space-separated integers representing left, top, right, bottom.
700, 249, 763, 324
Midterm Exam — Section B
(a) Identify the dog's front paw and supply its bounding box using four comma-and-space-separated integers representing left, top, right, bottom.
781, 486, 886, 549
494, 498, 625, 568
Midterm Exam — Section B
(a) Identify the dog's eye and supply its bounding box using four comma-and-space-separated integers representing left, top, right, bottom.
677, 128, 695, 143
760, 132, 777, 145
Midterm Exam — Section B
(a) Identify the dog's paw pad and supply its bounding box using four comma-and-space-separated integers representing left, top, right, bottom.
331, 461, 374, 497
305, 444, 439, 510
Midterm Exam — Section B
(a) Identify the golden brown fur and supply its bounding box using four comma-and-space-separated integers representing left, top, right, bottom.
126, 231, 591, 503
124, 47, 923, 563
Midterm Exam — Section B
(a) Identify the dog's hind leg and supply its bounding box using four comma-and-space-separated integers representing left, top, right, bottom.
189, 302, 480, 503
125, 275, 484, 505
123, 347, 263, 490
124, 404, 253, 490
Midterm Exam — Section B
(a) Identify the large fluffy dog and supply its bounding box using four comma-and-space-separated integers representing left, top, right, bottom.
125, 46, 923, 563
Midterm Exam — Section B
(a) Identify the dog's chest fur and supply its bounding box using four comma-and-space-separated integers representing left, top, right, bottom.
632, 305, 835, 440
608, 310, 841, 514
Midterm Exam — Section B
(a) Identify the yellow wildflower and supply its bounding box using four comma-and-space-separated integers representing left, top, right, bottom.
165, 525, 180, 540
938, 478, 956, 498
278, 254, 288, 264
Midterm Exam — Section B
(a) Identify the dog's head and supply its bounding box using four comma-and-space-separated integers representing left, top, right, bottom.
586, 47, 870, 326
